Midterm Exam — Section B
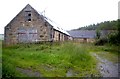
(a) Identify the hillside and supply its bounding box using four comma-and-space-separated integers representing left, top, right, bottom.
73, 20, 117, 30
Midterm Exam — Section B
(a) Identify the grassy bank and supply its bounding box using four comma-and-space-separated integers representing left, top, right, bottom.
0, 40, 2, 78
77, 43, 119, 63
2, 42, 100, 77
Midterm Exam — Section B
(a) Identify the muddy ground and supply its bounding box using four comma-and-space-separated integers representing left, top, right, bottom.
93, 53, 118, 77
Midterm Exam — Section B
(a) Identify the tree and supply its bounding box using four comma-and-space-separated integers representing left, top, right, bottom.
117, 19, 120, 44
108, 19, 120, 45
76, 20, 117, 30
96, 29, 101, 39
118, 19, 120, 36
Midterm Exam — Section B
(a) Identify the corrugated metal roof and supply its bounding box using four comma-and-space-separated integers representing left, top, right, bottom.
68, 30, 96, 38
44, 17, 70, 36
68, 30, 114, 38
24, 4, 70, 36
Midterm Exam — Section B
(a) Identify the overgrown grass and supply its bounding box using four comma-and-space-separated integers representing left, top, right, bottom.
76, 43, 119, 63
2, 42, 100, 77
0, 40, 2, 78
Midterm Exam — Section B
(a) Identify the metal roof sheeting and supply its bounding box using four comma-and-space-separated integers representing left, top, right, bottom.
25, 4, 70, 36
44, 17, 70, 36
68, 30, 96, 38
68, 30, 114, 38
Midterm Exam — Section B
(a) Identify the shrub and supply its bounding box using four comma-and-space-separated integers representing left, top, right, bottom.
95, 38, 108, 45
108, 33, 120, 45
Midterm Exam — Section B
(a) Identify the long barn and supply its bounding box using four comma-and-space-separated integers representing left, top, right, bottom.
4, 4, 70, 45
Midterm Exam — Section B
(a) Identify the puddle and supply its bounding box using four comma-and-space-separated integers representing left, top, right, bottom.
16, 67, 41, 77
93, 53, 118, 77
40, 64, 55, 72
66, 69, 73, 77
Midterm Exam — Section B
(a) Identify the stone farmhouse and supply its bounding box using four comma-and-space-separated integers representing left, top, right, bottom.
4, 4, 70, 45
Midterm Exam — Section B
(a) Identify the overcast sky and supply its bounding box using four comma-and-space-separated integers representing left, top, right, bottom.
0, 0, 119, 34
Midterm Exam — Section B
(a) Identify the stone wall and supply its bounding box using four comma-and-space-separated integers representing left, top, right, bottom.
4, 5, 52, 45
4, 5, 70, 46
53, 30, 69, 42
73, 38, 95, 43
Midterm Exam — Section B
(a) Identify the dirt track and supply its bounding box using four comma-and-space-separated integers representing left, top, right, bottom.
93, 53, 118, 77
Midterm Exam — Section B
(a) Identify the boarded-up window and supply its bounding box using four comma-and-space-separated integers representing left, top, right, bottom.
25, 11, 32, 21
18, 27, 37, 43
28, 28, 37, 42
18, 28, 27, 42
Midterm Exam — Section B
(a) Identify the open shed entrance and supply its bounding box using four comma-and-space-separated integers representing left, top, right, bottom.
83, 38, 87, 43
